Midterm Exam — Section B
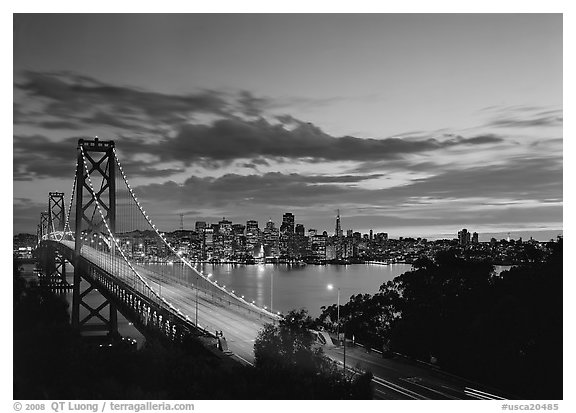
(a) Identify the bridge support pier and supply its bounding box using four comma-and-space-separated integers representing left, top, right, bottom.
72, 263, 119, 339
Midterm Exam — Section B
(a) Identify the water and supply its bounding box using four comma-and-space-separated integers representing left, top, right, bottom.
182, 263, 413, 318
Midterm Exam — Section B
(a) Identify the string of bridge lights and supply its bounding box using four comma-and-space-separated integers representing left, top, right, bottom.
62, 172, 77, 241
80, 145, 187, 321
112, 147, 281, 320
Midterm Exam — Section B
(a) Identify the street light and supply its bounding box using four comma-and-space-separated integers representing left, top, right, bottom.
327, 283, 345, 375
195, 276, 199, 326
327, 284, 340, 339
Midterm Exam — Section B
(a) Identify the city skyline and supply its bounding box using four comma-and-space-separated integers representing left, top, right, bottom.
13, 14, 563, 239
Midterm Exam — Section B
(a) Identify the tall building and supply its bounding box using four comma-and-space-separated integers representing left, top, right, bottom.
281, 212, 295, 234
245, 220, 261, 257
263, 219, 279, 257
472, 232, 479, 244
334, 210, 343, 260
295, 224, 305, 236
246, 220, 259, 233
335, 209, 343, 238
195, 221, 206, 232
458, 228, 471, 246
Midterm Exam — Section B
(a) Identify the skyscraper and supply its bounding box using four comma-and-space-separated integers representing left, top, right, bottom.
458, 229, 471, 246
295, 224, 305, 236
335, 210, 343, 260
335, 209, 343, 238
281, 213, 295, 234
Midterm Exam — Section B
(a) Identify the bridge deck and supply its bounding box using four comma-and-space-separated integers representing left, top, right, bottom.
60, 241, 269, 364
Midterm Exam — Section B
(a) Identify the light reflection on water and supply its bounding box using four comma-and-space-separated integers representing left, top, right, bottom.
157, 262, 415, 318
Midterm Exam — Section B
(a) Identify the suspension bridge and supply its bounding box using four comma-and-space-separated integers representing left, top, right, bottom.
31, 137, 512, 400
34, 137, 280, 365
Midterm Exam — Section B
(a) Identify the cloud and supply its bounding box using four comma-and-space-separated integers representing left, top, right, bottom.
15, 70, 508, 167
13, 198, 48, 233
482, 105, 563, 129
13, 135, 78, 180
133, 155, 561, 213
116, 118, 506, 164
15, 71, 230, 131
13, 134, 184, 180
381, 156, 562, 202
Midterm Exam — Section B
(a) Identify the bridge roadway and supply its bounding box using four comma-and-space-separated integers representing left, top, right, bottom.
61, 241, 269, 366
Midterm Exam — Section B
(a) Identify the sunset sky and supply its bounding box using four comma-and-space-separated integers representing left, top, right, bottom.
13, 13, 563, 239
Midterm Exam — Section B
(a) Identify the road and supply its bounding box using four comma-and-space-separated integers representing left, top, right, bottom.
325, 343, 507, 400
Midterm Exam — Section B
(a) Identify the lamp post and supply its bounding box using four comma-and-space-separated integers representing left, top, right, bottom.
327, 284, 340, 338
328, 284, 345, 375
195, 276, 199, 326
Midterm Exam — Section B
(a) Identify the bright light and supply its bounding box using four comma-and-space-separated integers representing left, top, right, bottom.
327, 284, 334, 290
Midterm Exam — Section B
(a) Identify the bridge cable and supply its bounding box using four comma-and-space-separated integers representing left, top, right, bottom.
112, 148, 280, 321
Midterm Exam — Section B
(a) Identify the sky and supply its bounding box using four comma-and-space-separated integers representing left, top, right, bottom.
12, 13, 563, 239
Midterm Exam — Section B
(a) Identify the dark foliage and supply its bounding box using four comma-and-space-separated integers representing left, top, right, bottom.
318, 239, 563, 399
254, 309, 373, 399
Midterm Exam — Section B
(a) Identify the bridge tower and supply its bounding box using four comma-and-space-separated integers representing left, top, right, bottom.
72, 138, 118, 337
44, 192, 69, 288
48, 192, 65, 235
39, 211, 49, 241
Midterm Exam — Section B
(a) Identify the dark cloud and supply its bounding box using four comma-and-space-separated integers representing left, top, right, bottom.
134, 172, 379, 210
117, 118, 505, 164
13, 135, 78, 180
133, 155, 561, 213
236, 91, 271, 117
15, 71, 508, 167
15, 71, 229, 131
13, 134, 183, 180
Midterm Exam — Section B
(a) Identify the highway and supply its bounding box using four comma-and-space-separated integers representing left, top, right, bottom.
325, 344, 507, 400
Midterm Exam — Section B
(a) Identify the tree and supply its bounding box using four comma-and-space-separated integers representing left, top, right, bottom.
254, 308, 320, 372
254, 308, 373, 399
